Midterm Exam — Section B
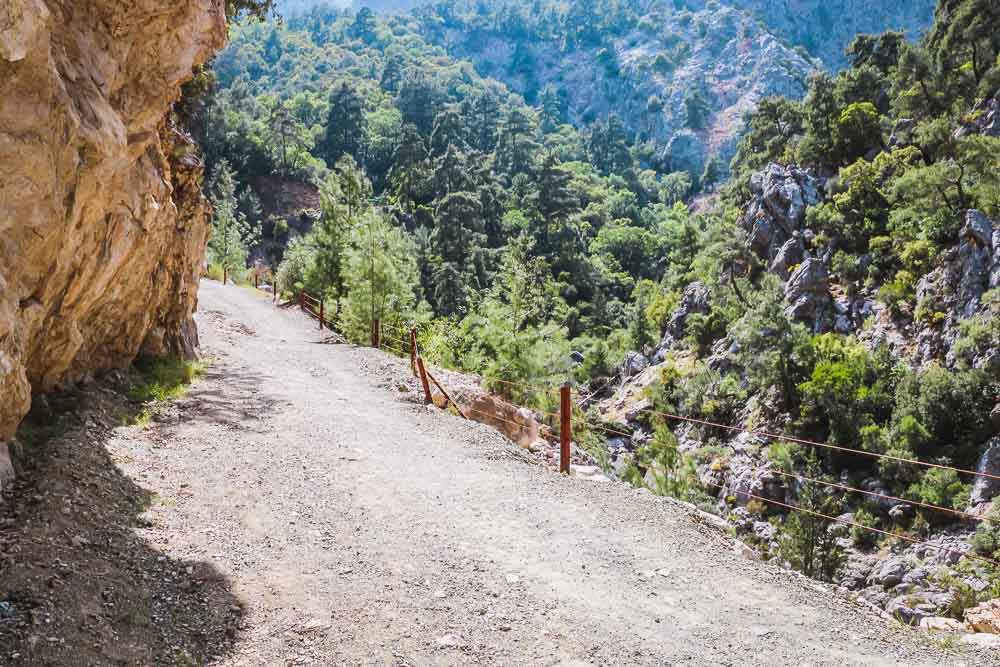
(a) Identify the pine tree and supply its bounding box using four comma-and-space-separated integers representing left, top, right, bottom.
496, 107, 539, 179
389, 123, 430, 206
430, 191, 484, 315
323, 82, 366, 166
528, 152, 578, 252
778, 457, 846, 582
350, 7, 378, 44
433, 143, 475, 198
310, 159, 371, 320
208, 161, 260, 277
429, 107, 469, 157
538, 85, 564, 134
470, 92, 501, 153
269, 103, 309, 175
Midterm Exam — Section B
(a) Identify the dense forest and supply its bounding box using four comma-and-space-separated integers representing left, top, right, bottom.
189, 0, 1000, 618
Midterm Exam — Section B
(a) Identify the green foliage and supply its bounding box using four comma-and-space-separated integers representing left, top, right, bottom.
207, 161, 261, 274
955, 288, 1000, 363
851, 507, 880, 549
907, 469, 970, 512
778, 458, 846, 582
341, 210, 423, 344
731, 277, 813, 412
634, 425, 700, 500
971, 501, 1000, 559
891, 365, 995, 466
797, 335, 897, 450
128, 358, 206, 404
684, 88, 711, 130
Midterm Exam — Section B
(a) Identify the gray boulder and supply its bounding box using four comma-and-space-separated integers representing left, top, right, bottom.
769, 235, 807, 277
887, 592, 954, 626
867, 557, 909, 589
956, 91, 1000, 139
963, 209, 994, 248
969, 437, 1000, 508
784, 258, 832, 330
622, 351, 650, 378
739, 163, 823, 267
653, 281, 711, 362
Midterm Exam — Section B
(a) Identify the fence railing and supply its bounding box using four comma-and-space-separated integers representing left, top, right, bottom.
243, 280, 1000, 570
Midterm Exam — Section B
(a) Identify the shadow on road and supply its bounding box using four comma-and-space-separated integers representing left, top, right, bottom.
0, 380, 244, 665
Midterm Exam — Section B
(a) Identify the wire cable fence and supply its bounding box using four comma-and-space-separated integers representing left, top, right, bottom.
257, 290, 998, 559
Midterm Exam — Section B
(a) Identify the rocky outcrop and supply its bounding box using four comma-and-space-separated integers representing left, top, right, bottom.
705, 0, 935, 69
0, 1, 227, 489
784, 258, 833, 330
915, 209, 999, 366
653, 281, 710, 362
969, 438, 1000, 510
956, 90, 1000, 139
441, 6, 815, 181
739, 164, 823, 266
966, 599, 1000, 635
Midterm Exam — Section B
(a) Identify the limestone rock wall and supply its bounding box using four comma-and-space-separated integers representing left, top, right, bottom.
0, 0, 227, 486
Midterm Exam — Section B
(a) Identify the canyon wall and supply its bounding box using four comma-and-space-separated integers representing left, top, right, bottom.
0, 0, 227, 490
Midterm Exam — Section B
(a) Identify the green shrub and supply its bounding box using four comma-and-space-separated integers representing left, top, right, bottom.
907, 468, 970, 512
128, 357, 205, 403
851, 507, 880, 549
899, 239, 937, 275
971, 501, 1000, 559
635, 425, 700, 500
877, 271, 916, 316
778, 459, 846, 581
892, 365, 995, 466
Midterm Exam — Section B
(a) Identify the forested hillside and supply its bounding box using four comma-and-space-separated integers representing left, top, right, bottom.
190, 0, 1000, 626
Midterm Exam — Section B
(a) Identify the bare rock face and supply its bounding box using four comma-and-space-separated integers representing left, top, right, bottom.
739, 163, 823, 267
0, 1, 227, 483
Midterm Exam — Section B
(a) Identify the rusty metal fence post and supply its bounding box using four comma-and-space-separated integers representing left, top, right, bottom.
560, 384, 571, 475
417, 356, 433, 404
410, 327, 418, 376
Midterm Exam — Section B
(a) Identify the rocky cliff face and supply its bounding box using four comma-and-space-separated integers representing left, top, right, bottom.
0, 0, 227, 490
686, 0, 935, 68
447, 5, 815, 180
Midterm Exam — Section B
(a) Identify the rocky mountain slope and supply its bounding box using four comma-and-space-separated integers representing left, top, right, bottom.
594, 89, 1000, 625
417, 0, 934, 183
0, 0, 226, 492
691, 0, 935, 68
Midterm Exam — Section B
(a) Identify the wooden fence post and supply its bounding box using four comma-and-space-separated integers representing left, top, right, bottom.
410, 327, 418, 377
374, 319, 381, 349
223, 265, 228, 286
560, 384, 572, 475
319, 300, 325, 330
298, 290, 305, 311
417, 357, 433, 405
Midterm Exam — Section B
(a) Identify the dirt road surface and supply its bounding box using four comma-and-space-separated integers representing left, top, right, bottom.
12, 279, 990, 665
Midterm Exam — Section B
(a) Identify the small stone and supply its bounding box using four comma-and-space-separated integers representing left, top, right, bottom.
436, 633, 463, 648
960, 632, 1000, 648
919, 617, 966, 633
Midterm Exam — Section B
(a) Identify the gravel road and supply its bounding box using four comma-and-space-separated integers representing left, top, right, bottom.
107, 280, 988, 665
